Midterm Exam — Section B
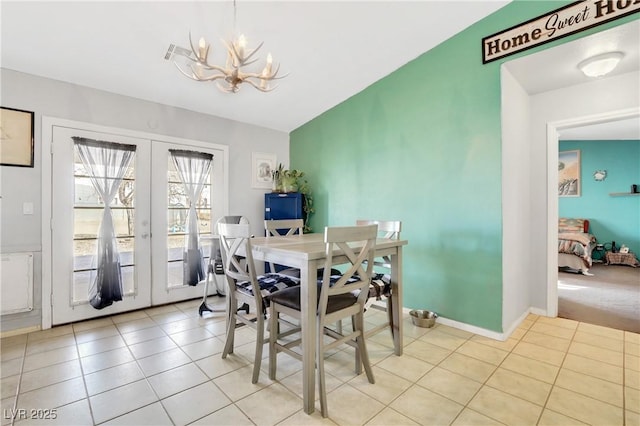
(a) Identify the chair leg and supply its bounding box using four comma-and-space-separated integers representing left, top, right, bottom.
386, 297, 394, 339
222, 294, 237, 358
252, 313, 264, 384
317, 322, 328, 418
352, 315, 362, 375
354, 311, 375, 384
268, 304, 279, 380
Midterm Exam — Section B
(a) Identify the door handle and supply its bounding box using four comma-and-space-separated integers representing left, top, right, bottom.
141, 233, 149, 239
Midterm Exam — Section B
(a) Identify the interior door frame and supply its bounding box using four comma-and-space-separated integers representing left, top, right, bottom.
545, 107, 640, 317
41, 117, 229, 330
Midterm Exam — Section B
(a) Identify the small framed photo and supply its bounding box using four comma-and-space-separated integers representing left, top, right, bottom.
0, 107, 35, 168
251, 152, 276, 189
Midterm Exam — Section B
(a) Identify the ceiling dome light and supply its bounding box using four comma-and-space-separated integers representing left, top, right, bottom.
578, 52, 624, 78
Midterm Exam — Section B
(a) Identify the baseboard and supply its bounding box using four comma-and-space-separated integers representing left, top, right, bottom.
529, 307, 547, 316
0, 325, 40, 338
403, 307, 508, 341
502, 309, 533, 340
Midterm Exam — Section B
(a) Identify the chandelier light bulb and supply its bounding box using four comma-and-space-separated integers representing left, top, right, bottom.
578, 52, 624, 78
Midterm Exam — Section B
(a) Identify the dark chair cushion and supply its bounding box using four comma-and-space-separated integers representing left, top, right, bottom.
268, 273, 362, 314
236, 273, 300, 300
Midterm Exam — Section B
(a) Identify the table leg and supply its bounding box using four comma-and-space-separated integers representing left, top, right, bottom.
390, 247, 403, 355
301, 259, 318, 414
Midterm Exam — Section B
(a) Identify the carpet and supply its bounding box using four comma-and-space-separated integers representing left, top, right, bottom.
558, 262, 640, 333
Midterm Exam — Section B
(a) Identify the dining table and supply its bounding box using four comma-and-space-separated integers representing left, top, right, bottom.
248, 231, 408, 415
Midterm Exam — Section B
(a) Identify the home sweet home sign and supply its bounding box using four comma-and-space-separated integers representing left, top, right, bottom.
483, 0, 640, 63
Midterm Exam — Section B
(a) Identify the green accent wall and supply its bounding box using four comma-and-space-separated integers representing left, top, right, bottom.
560, 140, 640, 256
290, 1, 639, 332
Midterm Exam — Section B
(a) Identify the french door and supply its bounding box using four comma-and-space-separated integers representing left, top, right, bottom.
51, 126, 224, 325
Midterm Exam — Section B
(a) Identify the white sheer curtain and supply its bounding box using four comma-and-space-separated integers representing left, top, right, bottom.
74, 137, 136, 309
170, 149, 213, 285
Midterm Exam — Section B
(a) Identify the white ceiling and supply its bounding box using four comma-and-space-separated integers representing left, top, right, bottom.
2, 1, 637, 139
504, 20, 640, 141
1, 0, 510, 133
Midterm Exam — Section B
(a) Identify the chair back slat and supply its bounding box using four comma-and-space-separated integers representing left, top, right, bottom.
356, 219, 401, 267
264, 219, 304, 237
217, 222, 259, 305
356, 219, 401, 240
318, 224, 377, 315
264, 219, 304, 272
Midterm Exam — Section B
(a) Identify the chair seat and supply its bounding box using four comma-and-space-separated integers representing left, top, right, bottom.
236, 273, 300, 299
268, 272, 362, 314
268, 284, 358, 314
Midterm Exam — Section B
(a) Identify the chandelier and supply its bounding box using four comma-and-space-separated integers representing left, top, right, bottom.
172, 0, 284, 93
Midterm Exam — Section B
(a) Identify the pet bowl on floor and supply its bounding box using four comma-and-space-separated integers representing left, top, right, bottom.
409, 310, 438, 328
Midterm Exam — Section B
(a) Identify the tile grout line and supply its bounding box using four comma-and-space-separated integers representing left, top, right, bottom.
533, 316, 579, 425
121, 309, 190, 426
72, 321, 99, 426
7, 335, 28, 426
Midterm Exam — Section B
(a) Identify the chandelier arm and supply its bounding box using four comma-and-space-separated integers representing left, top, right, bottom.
216, 81, 234, 93
174, 63, 227, 82
189, 72, 228, 82
241, 41, 264, 62
199, 63, 229, 73
188, 32, 198, 57
241, 78, 275, 92
174, 63, 203, 80
180, 55, 226, 73
239, 58, 259, 67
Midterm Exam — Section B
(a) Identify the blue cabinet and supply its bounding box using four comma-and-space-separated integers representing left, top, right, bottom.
264, 192, 303, 221
264, 192, 303, 273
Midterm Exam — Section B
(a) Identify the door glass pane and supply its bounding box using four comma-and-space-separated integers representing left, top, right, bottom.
166, 156, 212, 288
72, 150, 137, 304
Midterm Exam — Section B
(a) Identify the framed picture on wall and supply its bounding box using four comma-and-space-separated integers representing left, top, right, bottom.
559, 150, 580, 197
251, 152, 276, 189
0, 107, 35, 168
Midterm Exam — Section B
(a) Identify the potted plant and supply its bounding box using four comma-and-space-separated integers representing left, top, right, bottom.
272, 163, 314, 232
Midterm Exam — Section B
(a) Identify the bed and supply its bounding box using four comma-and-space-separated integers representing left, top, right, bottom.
558, 218, 597, 275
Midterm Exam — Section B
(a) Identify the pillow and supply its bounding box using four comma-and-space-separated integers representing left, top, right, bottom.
559, 217, 589, 233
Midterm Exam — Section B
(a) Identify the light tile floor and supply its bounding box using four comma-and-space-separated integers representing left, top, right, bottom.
1, 297, 639, 426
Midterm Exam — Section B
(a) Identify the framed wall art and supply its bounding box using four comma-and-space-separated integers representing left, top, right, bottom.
251, 152, 276, 189
558, 150, 580, 197
0, 107, 35, 168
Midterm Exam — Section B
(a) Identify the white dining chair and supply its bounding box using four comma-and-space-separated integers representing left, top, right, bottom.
264, 218, 304, 275
267, 224, 377, 417
217, 221, 301, 384
356, 219, 402, 339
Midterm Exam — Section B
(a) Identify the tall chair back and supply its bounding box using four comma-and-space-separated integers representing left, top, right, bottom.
217, 220, 300, 384
264, 218, 304, 237
268, 223, 378, 417
318, 225, 377, 322
355, 219, 402, 338
264, 218, 304, 275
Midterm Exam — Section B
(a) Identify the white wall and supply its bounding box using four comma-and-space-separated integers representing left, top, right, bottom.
499, 70, 640, 322
527, 71, 640, 312
500, 66, 533, 333
0, 69, 290, 333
